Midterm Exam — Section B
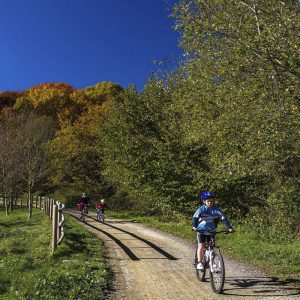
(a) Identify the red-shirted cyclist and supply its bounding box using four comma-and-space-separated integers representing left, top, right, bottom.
96, 199, 108, 222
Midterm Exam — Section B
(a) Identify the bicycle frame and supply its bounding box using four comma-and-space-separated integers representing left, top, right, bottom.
78, 203, 88, 221
208, 248, 217, 273
194, 229, 230, 293
97, 208, 105, 222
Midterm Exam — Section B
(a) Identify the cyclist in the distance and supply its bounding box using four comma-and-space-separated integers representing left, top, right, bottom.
78, 192, 90, 217
193, 192, 234, 270
96, 198, 108, 220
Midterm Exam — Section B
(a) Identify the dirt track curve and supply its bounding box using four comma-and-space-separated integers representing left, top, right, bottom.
66, 211, 300, 300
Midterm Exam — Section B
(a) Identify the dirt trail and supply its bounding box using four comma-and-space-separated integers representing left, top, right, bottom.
67, 211, 299, 300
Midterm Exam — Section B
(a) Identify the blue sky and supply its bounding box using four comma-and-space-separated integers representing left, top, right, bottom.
0, 0, 182, 92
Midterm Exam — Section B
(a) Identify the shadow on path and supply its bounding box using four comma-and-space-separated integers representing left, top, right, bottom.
65, 211, 177, 261
102, 218, 178, 261
65, 211, 139, 261
222, 276, 300, 297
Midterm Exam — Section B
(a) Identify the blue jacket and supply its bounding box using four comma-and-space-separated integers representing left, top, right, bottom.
193, 205, 232, 233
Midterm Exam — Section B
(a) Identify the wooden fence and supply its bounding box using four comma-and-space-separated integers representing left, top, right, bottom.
42, 197, 65, 253
0, 194, 65, 253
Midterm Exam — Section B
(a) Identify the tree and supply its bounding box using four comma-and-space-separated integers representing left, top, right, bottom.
13, 82, 75, 122
0, 91, 22, 112
0, 109, 23, 215
100, 77, 210, 216
46, 82, 123, 202
19, 112, 54, 218
171, 0, 300, 233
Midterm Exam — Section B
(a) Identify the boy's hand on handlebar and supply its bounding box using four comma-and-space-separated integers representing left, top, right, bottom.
192, 227, 198, 232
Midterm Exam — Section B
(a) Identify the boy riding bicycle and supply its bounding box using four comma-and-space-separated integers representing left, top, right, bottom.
96, 199, 108, 221
193, 192, 234, 270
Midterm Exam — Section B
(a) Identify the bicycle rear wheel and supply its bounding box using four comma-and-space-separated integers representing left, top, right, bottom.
209, 249, 225, 293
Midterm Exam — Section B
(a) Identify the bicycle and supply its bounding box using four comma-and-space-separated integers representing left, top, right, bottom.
194, 228, 232, 294
77, 203, 88, 222
96, 208, 105, 222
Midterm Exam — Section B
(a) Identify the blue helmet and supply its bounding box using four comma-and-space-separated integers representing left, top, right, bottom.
200, 191, 215, 200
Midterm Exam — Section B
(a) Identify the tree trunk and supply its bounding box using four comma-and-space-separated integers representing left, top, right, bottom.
4, 192, 9, 216
28, 189, 32, 219
9, 192, 13, 211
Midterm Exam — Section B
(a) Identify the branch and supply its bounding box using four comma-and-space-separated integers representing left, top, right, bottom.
252, 1, 261, 36
240, 0, 261, 36
240, 1, 255, 13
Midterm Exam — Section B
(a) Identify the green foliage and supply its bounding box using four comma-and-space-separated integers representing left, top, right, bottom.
84, 81, 123, 105
97, 0, 300, 240
100, 80, 209, 216
170, 0, 300, 233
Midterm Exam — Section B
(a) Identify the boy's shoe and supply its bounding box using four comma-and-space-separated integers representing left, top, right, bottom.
196, 262, 204, 270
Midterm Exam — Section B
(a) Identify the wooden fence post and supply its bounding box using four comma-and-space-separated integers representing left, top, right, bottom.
52, 204, 58, 253
58, 202, 62, 240
46, 198, 49, 215
50, 199, 53, 220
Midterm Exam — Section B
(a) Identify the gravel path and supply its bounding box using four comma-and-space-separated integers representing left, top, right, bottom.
67, 211, 300, 299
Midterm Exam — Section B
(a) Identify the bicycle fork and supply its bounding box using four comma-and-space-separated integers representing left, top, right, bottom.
209, 249, 216, 273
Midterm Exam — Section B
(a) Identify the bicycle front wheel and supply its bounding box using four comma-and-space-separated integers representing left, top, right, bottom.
196, 264, 206, 282
195, 250, 206, 282
209, 249, 225, 293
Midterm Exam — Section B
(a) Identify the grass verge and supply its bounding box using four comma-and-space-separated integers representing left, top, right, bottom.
0, 208, 110, 299
107, 210, 300, 283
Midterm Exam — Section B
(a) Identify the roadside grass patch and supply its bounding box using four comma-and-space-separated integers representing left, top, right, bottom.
107, 210, 300, 281
217, 227, 300, 280
0, 208, 109, 299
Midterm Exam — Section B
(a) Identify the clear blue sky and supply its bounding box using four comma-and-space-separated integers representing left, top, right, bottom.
0, 0, 182, 92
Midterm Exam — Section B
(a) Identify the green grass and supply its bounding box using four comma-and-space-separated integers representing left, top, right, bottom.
217, 227, 300, 281
107, 210, 300, 282
0, 208, 110, 300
